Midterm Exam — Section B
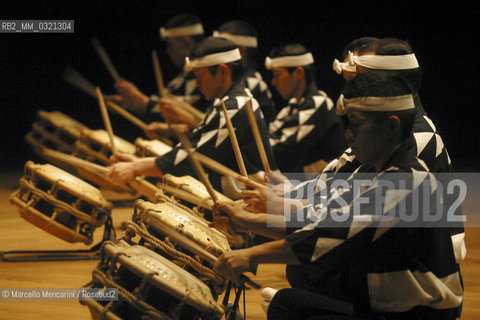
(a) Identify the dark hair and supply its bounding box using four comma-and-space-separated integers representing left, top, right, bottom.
218, 20, 258, 67
342, 37, 379, 59
164, 13, 204, 43
359, 38, 423, 93
189, 36, 244, 82
343, 71, 416, 139
269, 43, 316, 85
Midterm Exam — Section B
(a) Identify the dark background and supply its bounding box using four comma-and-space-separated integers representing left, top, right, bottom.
2, 0, 479, 172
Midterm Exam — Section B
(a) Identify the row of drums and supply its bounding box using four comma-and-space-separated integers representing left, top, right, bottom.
10, 110, 247, 319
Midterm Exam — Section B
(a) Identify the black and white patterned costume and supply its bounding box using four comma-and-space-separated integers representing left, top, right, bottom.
154, 80, 276, 191
243, 67, 276, 127
286, 96, 465, 263
320, 96, 462, 255
411, 96, 452, 173
282, 139, 463, 317
268, 84, 346, 172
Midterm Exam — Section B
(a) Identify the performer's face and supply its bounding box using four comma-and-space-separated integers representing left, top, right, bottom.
193, 67, 222, 100
270, 67, 298, 100
345, 110, 389, 168
166, 37, 192, 69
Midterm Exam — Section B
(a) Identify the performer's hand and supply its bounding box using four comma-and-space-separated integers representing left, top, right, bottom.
145, 121, 170, 140
211, 200, 252, 232
159, 96, 196, 126
266, 170, 295, 196
107, 161, 138, 184
236, 176, 285, 215
109, 152, 138, 164
214, 248, 256, 284
104, 79, 149, 115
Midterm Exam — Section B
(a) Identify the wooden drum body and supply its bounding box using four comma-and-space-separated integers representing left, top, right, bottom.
9, 161, 112, 245
72, 129, 136, 192
123, 199, 230, 292
25, 110, 89, 169
74, 129, 136, 166
132, 199, 230, 259
160, 174, 231, 210
83, 241, 225, 320
134, 138, 172, 158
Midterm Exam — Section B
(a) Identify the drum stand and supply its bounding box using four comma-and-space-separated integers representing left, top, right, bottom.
223, 281, 247, 320
0, 217, 116, 262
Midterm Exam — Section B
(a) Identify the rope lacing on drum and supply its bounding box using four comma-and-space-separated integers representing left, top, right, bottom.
134, 271, 158, 300
171, 287, 191, 320
91, 265, 172, 320
17, 177, 104, 226
99, 301, 114, 320
122, 220, 224, 286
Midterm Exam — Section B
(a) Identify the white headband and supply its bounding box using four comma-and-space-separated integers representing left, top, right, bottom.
265, 52, 314, 70
336, 94, 415, 115
332, 57, 357, 74
349, 52, 419, 70
184, 48, 242, 71
159, 23, 204, 39
212, 31, 258, 48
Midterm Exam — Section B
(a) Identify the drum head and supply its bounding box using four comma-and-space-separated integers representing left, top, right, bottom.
83, 129, 136, 155
37, 110, 89, 137
135, 199, 231, 259
134, 138, 172, 157
163, 174, 231, 206
25, 161, 109, 206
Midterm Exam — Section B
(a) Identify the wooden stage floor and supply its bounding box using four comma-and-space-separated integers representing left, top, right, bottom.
0, 169, 478, 319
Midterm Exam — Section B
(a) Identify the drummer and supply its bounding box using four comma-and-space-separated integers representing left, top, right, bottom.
107, 36, 277, 195
105, 13, 208, 133
213, 71, 463, 319
212, 20, 277, 127
265, 43, 346, 173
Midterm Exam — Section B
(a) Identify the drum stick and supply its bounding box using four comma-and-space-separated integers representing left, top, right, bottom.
105, 101, 148, 131
63, 67, 146, 129
91, 37, 121, 82
175, 131, 218, 202
221, 102, 248, 177
61, 67, 173, 147
42, 148, 108, 174
151, 50, 204, 123
96, 87, 118, 154
192, 152, 240, 180
151, 50, 178, 135
105, 102, 175, 148
151, 50, 167, 98
244, 98, 271, 173
62, 67, 97, 97
106, 101, 173, 147
174, 135, 260, 289
42, 148, 137, 194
